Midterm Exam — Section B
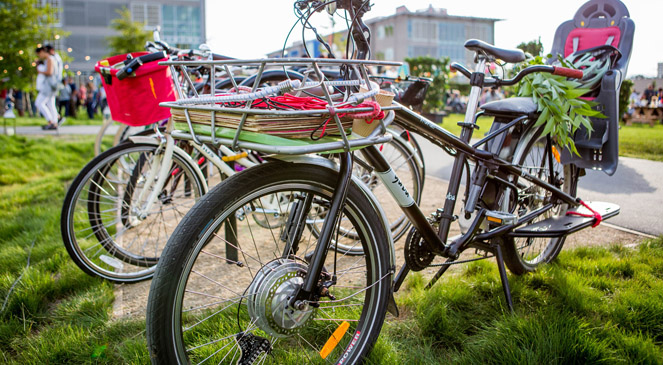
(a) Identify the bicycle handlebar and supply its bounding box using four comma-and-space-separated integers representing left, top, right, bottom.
450, 62, 583, 87
116, 51, 167, 80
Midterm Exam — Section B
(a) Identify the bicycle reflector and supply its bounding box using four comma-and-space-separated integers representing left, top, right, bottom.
319, 321, 350, 359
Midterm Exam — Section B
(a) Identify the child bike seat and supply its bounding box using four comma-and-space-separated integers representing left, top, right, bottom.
549, 0, 634, 175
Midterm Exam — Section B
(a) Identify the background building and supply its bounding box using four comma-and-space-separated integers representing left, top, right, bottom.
44, 0, 205, 75
368, 5, 498, 67
658, 62, 663, 79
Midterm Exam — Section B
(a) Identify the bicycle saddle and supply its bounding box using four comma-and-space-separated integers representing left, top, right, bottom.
464, 39, 526, 63
480, 97, 537, 118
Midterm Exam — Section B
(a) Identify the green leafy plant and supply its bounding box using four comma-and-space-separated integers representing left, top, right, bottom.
106, 7, 151, 57
405, 56, 450, 113
516, 56, 603, 154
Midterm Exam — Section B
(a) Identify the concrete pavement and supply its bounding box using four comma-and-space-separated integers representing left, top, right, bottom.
13, 124, 119, 136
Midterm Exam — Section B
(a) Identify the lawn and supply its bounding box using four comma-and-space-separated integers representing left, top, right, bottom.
0, 135, 661, 363
443, 113, 663, 161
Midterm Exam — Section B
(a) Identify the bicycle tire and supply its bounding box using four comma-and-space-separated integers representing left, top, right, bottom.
146, 161, 391, 364
61, 141, 206, 283
500, 126, 579, 275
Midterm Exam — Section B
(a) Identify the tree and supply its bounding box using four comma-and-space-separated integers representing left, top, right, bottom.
0, 0, 62, 90
619, 78, 633, 121
517, 37, 544, 57
404, 56, 450, 113
106, 7, 151, 57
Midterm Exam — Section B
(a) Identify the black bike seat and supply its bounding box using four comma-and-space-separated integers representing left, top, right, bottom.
464, 39, 526, 63
481, 97, 537, 117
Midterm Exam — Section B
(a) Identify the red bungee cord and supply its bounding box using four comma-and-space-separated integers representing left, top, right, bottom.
566, 200, 602, 228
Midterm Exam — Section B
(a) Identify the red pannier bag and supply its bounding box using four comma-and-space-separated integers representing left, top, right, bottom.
95, 52, 176, 127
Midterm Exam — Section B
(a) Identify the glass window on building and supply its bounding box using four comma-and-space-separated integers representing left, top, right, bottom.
162, 5, 202, 49
409, 19, 437, 41
131, 3, 161, 29
41, 0, 63, 27
62, 0, 85, 26
438, 22, 465, 43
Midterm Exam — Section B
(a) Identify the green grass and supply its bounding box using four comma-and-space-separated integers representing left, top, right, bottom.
442, 113, 663, 161
618, 123, 663, 161
0, 135, 662, 363
371, 241, 663, 364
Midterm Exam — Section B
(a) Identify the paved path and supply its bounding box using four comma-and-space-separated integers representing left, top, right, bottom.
13, 124, 119, 136
416, 134, 663, 236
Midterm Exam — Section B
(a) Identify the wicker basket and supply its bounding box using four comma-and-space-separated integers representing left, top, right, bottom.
171, 108, 353, 139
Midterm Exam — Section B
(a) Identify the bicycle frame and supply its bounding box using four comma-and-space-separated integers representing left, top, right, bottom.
331, 57, 581, 291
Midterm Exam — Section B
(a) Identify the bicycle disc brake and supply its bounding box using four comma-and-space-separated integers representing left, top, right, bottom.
235, 332, 271, 365
404, 227, 434, 271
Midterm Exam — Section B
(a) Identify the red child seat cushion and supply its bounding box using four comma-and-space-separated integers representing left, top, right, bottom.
564, 26, 621, 57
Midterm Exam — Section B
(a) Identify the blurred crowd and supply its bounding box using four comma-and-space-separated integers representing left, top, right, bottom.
630, 84, 663, 108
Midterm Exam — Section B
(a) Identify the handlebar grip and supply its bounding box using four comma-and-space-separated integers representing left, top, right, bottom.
116, 51, 167, 80
552, 66, 584, 79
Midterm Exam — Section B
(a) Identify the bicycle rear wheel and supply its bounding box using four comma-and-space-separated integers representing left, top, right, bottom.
500, 126, 578, 274
146, 161, 391, 364
61, 141, 205, 282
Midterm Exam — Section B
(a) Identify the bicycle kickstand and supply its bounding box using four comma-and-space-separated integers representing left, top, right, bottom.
493, 243, 514, 313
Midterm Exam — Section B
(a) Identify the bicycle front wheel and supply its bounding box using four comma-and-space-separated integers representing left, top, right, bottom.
147, 161, 391, 364
61, 141, 205, 282
500, 126, 578, 274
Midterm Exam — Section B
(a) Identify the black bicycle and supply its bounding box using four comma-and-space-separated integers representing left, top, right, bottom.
145, 0, 622, 363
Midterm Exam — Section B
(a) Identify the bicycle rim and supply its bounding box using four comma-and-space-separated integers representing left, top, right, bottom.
61, 142, 204, 282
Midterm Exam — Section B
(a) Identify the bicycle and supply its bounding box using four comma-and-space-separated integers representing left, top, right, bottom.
61, 44, 425, 282
144, 0, 624, 363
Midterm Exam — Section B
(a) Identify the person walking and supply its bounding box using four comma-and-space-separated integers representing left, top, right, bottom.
44, 43, 64, 124
35, 46, 59, 130
58, 79, 71, 119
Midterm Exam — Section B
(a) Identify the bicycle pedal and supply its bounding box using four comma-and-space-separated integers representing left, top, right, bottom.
485, 211, 517, 226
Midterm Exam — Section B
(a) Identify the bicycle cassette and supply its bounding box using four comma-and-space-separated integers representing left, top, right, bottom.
404, 227, 435, 271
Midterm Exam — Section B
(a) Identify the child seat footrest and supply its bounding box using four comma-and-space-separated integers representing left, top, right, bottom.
509, 201, 619, 238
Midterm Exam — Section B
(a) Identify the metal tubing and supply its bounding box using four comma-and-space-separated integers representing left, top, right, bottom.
160, 57, 402, 67
281, 193, 314, 257
360, 145, 446, 254
472, 115, 528, 149
301, 152, 354, 295
392, 264, 410, 292
224, 216, 238, 263
424, 258, 455, 290
495, 244, 514, 313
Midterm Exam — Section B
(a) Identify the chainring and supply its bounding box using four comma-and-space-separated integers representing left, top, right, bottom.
404, 227, 435, 271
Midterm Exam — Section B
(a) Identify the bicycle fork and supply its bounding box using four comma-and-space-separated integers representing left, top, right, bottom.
135, 133, 175, 219
290, 152, 354, 307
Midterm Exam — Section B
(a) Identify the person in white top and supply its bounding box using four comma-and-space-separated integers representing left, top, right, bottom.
45, 43, 64, 125
35, 46, 59, 130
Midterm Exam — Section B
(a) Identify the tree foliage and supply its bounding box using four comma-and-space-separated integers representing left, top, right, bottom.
517, 38, 544, 57
0, 0, 62, 89
619, 78, 633, 121
405, 56, 450, 113
106, 7, 151, 57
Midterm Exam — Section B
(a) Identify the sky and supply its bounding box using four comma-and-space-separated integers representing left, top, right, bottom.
205, 0, 662, 78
